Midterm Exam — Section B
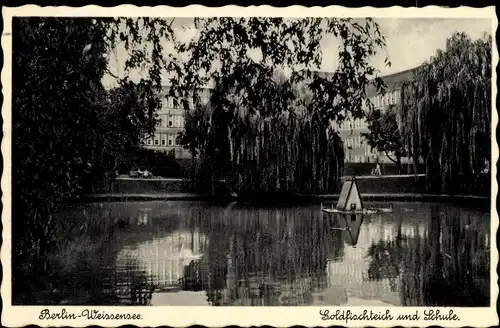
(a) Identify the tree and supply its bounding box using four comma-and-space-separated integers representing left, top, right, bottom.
11, 17, 177, 300
361, 105, 406, 173
172, 18, 390, 193
98, 79, 161, 174
399, 32, 491, 194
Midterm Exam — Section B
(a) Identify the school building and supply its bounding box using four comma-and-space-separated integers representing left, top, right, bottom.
143, 86, 211, 159
334, 67, 418, 164
144, 67, 417, 162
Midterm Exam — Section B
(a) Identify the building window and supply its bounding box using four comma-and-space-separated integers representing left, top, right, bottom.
154, 139, 159, 145
175, 137, 180, 146
147, 139, 152, 145
168, 134, 173, 146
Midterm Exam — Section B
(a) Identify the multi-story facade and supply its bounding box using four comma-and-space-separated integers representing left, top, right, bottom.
143, 86, 211, 159
145, 68, 416, 162
336, 67, 417, 163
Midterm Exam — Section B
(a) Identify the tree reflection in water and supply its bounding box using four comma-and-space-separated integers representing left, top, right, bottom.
200, 206, 343, 306
366, 205, 490, 307
27, 201, 489, 307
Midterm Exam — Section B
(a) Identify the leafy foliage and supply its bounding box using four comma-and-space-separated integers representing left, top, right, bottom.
361, 105, 406, 171
173, 18, 389, 192
399, 32, 491, 193
182, 75, 345, 194
11, 17, 177, 299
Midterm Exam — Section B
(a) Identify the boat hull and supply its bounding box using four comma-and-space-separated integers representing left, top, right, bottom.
321, 208, 391, 215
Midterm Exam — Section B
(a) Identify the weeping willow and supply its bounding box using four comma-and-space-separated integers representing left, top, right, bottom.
185, 82, 345, 195
228, 112, 345, 194
398, 32, 491, 194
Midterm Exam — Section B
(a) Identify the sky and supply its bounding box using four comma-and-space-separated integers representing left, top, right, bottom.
103, 17, 492, 88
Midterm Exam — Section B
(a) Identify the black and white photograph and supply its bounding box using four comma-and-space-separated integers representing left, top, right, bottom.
1, 5, 497, 327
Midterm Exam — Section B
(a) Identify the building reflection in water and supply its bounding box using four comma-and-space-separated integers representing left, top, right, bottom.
47, 201, 490, 307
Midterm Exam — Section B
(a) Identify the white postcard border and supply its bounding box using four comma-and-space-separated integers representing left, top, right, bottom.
1, 5, 498, 327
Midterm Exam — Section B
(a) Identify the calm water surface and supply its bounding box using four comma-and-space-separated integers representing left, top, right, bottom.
38, 201, 490, 306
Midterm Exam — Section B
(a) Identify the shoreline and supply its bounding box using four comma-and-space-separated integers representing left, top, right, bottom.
76, 192, 490, 205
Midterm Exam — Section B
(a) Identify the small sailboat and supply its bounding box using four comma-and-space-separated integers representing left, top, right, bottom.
321, 177, 394, 215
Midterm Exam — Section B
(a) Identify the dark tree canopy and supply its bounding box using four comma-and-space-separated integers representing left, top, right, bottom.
11, 17, 179, 298
171, 18, 390, 193
399, 32, 491, 194
172, 18, 388, 125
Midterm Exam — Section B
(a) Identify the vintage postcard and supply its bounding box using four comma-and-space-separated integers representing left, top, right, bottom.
1, 5, 498, 327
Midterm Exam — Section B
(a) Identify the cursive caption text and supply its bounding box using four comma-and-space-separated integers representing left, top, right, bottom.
319, 309, 460, 323
39, 308, 142, 320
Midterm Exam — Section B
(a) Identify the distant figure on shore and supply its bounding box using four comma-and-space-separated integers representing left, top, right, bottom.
371, 163, 382, 176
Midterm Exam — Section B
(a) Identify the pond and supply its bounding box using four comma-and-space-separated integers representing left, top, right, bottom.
17, 200, 491, 307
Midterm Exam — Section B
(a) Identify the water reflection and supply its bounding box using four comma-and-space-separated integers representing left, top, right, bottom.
28, 201, 489, 306
366, 205, 490, 306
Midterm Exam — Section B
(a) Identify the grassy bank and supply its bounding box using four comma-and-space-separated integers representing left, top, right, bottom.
110, 175, 430, 195
79, 174, 489, 207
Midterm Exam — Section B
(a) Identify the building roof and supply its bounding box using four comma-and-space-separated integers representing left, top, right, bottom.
365, 67, 419, 98
313, 66, 420, 98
